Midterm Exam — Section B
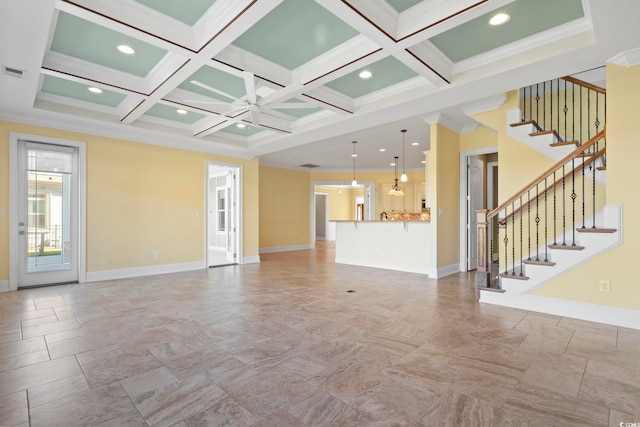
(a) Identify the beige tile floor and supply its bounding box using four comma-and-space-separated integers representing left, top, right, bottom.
1, 241, 639, 426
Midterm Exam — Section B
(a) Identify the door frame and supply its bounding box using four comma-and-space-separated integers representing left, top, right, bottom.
459, 147, 497, 273
205, 161, 242, 267
9, 132, 87, 291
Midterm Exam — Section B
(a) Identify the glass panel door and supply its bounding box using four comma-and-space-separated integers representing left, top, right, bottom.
17, 141, 78, 286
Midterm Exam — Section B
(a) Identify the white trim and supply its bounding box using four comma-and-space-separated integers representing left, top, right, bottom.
430, 263, 460, 279
459, 146, 499, 273
259, 244, 313, 254
608, 47, 640, 67
9, 132, 87, 291
0, 280, 9, 292
243, 255, 261, 264
85, 261, 204, 282
479, 293, 640, 331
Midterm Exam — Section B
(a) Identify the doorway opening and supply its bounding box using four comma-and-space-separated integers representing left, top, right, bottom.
206, 162, 241, 267
459, 148, 498, 272
310, 181, 375, 246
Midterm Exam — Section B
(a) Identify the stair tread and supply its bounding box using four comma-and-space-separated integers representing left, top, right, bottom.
548, 244, 585, 250
499, 273, 530, 280
510, 120, 536, 127
576, 227, 617, 233
477, 285, 505, 293
530, 130, 555, 136
523, 260, 556, 266
550, 140, 578, 147
596, 166, 606, 171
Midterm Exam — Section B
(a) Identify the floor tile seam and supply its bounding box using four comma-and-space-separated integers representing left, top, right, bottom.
112, 379, 151, 427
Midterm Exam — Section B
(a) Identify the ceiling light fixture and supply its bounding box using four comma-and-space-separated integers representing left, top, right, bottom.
400, 129, 408, 183
117, 44, 135, 55
176, 109, 187, 115
88, 87, 102, 94
489, 13, 510, 26
411, 142, 419, 146
389, 156, 405, 196
351, 140, 358, 187
359, 70, 372, 79
236, 123, 246, 128
379, 148, 386, 152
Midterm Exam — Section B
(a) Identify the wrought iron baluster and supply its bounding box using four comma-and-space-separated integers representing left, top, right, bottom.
519, 196, 524, 276
503, 207, 509, 275
535, 185, 540, 261
571, 158, 577, 244
536, 84, 540, 126
544, 178, 549, 262
562, 165, 566, 246
512, 201, 516, 276
527, 191, 531, 260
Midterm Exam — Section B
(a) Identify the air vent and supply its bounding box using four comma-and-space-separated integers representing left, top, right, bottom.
300, 163, 319, 168
2, 65, 25, 78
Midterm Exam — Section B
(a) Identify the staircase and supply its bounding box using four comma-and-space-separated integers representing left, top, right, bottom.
476, 75, 621, 306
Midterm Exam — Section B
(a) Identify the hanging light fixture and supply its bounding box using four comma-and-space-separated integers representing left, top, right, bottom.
351, 140, 358, 187
400, 129, 408, 182
389, 156, 405, 196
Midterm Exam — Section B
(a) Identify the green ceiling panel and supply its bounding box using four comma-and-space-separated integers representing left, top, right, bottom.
41, 75, 126, 107
222, 124, 264, 136
324, 56, 418, 98
386, 0, 423, 13
145, 103, 205, 124
272, 98, 319, 118
179, 66, 246, 102
135, 0, 217, 25
51, 12, 168, 77
233, 0, 359, 69
429, 0, 584, 62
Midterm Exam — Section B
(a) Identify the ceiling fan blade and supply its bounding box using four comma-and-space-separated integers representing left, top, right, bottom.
243, 71, 257, 105
183, 100, 232, 106
249, 108, 260, 125
264, 103, 318, 109
225, 106, 249, 117
259, 81, 303, 106
189, 80, 243, 103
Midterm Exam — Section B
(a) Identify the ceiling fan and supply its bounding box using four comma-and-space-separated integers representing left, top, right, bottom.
186, 71, 316, 126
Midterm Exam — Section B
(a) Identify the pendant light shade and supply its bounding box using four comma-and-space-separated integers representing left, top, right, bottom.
400, 129, 408, 182
351, 140, 358, 187
389, 156, 404, 196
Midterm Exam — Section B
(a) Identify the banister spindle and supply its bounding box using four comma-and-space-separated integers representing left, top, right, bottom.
519, 196, 524, 276
571, 158, 577, 244
511, 201, 516, 276
544, 178, 549, 262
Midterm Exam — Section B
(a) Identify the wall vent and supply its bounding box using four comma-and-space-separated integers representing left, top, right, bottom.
300, 163, 319, 168
2, 65, 25, 78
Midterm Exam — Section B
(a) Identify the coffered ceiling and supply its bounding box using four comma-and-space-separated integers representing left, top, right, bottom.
1, 0, 639, 171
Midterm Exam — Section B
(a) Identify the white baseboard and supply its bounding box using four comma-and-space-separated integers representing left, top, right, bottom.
480, 292, 640, 330
86, 261, 205, 282
243, 255, 260, 264
259, 244, 313, 254
0, 280, 9, 292
429, 263, 461, 279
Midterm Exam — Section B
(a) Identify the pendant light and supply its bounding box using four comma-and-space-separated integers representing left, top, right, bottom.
389, 156, 405, 196
351, 140, 358, 187
400, 129, 408, 182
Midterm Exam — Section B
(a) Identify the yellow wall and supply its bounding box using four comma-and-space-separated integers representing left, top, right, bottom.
0, 120, 260, 279
428, 123, 460, 269
258, 165, 310, 249
530, 64, 640, 310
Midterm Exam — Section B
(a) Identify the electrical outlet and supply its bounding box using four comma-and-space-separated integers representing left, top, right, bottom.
598, 280, 610, 293
153, 251, 160, 259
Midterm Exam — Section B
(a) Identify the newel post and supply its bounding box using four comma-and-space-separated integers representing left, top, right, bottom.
475, 209, 490, 295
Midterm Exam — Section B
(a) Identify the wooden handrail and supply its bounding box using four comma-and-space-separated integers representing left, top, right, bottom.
488, 128, 606, 219
562, 76, 606, 95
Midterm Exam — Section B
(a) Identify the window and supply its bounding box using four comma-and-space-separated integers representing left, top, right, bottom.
217, 189, 226, 232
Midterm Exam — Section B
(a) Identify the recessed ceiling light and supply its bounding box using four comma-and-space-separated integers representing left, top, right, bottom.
359, 70, 372, 79
176, 109, 187, 115
390, 162, 396, 166
88, 87, 102, 94
351, 154, 358, 157
236, 123, 246, 128
379, 148, 386, 152
411, 142, 419, 146
117, 44, 135, 55
489, 13, 510, 26
421, 160, 426, 164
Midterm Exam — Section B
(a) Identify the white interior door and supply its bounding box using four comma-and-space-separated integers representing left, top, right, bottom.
16, 141, 79, 286
467, 156, 484, 271
207, 163, 240, 267
225, 171, 237, 263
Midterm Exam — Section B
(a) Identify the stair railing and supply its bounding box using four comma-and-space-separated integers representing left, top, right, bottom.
519, 75, 606, 168
476, 129, 606, 289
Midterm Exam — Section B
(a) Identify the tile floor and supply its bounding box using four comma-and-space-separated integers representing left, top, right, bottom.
1, 242, 639, 426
